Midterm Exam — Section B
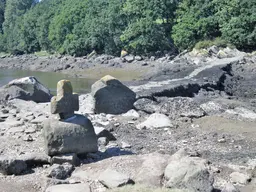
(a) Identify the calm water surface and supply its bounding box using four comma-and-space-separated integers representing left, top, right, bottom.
0, 69, 97, 94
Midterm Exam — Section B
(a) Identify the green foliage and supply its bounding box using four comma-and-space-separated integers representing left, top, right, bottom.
214, 0, 256, 50
172, 0, 220, 51
108, 185, 189, 192
121, 0, 177, 55
0, 0, 254, 55
0, 0, 5, 32
0, 33, 6, 51
3, 0, 35, 54
47, 0, 126, 56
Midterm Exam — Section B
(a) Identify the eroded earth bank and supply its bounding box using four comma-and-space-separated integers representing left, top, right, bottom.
0, 47, 256, 192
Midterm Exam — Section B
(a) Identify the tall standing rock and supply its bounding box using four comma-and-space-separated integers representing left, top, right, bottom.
91, 75, 136, 114
43, 80, 98, 156
51, 80, 79, 119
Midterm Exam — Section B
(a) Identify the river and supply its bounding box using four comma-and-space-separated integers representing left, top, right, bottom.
0, 69, 97, 94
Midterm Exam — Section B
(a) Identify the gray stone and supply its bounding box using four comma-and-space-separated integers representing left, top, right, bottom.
1, 108, 9, 114
31, 115, 48, 124
122, 109, 140, 119
51, 153, 80, 166
135, 56, 143, 61
23, 134, 34, 141
7, 126, 25, 134
164, 156, 213, 192
47, 163, 74, 180
217, 50, 228, 59
45, 184, 91, 192
208, 45, 219, 55
180, 110, 205, 118
98, 137, 108, 146
51, 80, 79, 119
121, 142, 131, 149
0, 156, 27, 175
135, 153, 169, 187
230, 172, 251, 185
200, 101, 224, 115
98, 169, 133, 188
124, 55, 134, 63
0, 76, 51, 103
24, 126, 37, 134
91, 75, 136, 114
222, 183, 240, 192
78, 94, 95, 114
136, 113, 173, 129
43, 114, 98, 156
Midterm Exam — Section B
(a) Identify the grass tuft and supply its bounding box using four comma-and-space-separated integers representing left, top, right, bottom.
107, 185, 190, 192
194, 38, 235, 50
34, 51, 52, 57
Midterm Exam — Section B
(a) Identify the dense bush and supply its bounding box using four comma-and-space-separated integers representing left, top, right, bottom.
0, 0, 254, 55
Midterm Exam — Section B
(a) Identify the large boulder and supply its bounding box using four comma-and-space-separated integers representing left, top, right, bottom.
43, 114, 98, 156
91, 75, 136, 114
135, 153, 169, 187
164, 153, 213, 192
0, 76, 51, 102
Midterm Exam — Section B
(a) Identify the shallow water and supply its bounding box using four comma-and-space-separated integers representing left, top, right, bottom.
0, 69, 97, 94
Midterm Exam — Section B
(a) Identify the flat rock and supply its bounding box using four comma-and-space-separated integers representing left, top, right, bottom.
47, 163, 74, 180
221, 183, 240, 192
136, 113, 173, 129
230, 172, 251, 185
98, 169, 133, 188
31, 116, 48, 124
51, 153, 80, 166
6, 126, 25, 134
124, 55, 134, 63
200, 101, 224, 115
45, 184, 91, 192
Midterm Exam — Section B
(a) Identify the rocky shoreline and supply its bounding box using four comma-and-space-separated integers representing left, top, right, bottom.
0, 47, 256, 192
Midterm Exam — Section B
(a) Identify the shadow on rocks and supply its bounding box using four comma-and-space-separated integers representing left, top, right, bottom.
78, 147, 134, 164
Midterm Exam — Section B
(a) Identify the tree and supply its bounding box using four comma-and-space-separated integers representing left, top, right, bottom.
121, 0, 178, 55
3, 0, 35, 53
215, 0, 256, 50
172, 0, 220, 51
0, 0, 5, 33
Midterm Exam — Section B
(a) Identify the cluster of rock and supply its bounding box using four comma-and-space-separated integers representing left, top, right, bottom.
1, 49, 256, 192
44, 80, 98, 156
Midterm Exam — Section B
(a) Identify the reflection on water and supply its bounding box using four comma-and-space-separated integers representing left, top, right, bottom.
0, 69, 97, 94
